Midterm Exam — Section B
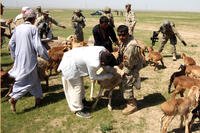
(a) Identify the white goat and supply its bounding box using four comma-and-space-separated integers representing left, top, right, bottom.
91, 66, 124, 111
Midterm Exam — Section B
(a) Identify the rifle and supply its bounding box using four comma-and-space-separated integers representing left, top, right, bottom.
150, 31, 159, 46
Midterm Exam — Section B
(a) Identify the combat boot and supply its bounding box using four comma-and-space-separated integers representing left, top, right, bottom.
122, 99, 137, 115
172, 53, 177, 61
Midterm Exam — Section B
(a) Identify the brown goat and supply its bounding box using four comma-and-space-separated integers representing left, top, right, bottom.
160, 86, 200, 133
147, 46, 165, 70
47, 45, 69, 75
185, 65, 200, 79
181, 53, 196, 66
37, 57, 49, 88
168, 64, 186, 93
91, 66, 123, 111
169, 75, 200, 97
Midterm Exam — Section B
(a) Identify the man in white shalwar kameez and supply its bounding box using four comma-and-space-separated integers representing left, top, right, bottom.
8, 9, 50, 113
57, 46, 118, 118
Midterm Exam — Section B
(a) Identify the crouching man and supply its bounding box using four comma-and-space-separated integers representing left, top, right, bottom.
57, 46, 118, 118
117, 25, 144, 115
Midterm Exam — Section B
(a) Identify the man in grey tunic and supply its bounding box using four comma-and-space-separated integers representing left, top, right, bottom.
8, 9, 50, 113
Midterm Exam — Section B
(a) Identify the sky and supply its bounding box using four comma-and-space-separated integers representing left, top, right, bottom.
3, 0, 200, 12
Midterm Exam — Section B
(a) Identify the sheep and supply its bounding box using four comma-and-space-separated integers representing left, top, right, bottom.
147, 46, 165, 70
168, 64, 186, 93
181, 53, 196, 66
185, 65, 200, 79
91, 66, 124, 111
168, 75, 200, 97
160, 86, 200, 133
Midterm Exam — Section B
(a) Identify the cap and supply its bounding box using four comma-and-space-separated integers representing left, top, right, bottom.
22, 6, 30, 11
23, 9, 36, 21
43, 10, 50, 15
0, 19, 8, 29
74, 9, 81, 13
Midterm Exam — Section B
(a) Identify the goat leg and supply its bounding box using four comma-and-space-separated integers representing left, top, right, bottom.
162, 115, 175, 133
90, 80, 96, 100
92, 86, 104, 110
184, 114, 190, 133
107, 89, 113, 111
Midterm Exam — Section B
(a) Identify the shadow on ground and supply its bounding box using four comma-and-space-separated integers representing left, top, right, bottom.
170, 121, 200, 133
137, 93, 166, 110
17, 84, 65, 114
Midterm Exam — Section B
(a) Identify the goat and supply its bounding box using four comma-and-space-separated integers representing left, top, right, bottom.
91, 66, 124, 111
160, 86, 200, 133
168, 75, 200, 97
181, 53, 196, 66
147, 46, 165, 70
185, 65, 200, 79
47, 45, 68, 75
168, 64, 186, 93
37, 57, 49, 89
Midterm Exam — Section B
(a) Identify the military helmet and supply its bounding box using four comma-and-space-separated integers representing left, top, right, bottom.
36, 6, 41, 9
163, 20, 170, 26
125, 3, 131, 8
74, 9, 81, 13
43, 10, 50, 15
104, 7, 111, 12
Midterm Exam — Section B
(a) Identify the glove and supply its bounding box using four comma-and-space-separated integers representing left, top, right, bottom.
182, 41, 187, 46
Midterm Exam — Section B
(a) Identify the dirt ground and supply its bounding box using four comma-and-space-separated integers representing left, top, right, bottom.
108, 25, 200, 133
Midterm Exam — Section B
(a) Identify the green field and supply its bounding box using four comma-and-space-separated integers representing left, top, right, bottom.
1, 9, 200, 133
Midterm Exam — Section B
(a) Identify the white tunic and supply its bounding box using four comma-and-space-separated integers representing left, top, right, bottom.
58, 46, 111, 80
8, 21, 49, 80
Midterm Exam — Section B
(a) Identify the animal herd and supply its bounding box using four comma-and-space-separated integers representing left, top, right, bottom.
1, 35, 200, 133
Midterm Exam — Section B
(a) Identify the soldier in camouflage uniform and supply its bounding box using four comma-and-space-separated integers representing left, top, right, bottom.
35, 10, 66, 41
102, 7, 115, 28
156, 20, 187, 61
36, 6, 43, 18
71, 9, 86, 42
125, 4, 136, 36
117, 25, 143, 115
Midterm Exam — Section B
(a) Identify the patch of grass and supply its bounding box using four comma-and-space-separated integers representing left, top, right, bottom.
100, 121, 113, 133
1, 9, 200, 133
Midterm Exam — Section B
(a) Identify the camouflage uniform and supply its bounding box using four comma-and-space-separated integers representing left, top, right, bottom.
158, 20, 187, 60
36, 6, 42, 18
118, 36, 143, 101
35, 11, 65, 40
125, 7, 136, 36
102, 7, 115, 28
71, 10, 86, 42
